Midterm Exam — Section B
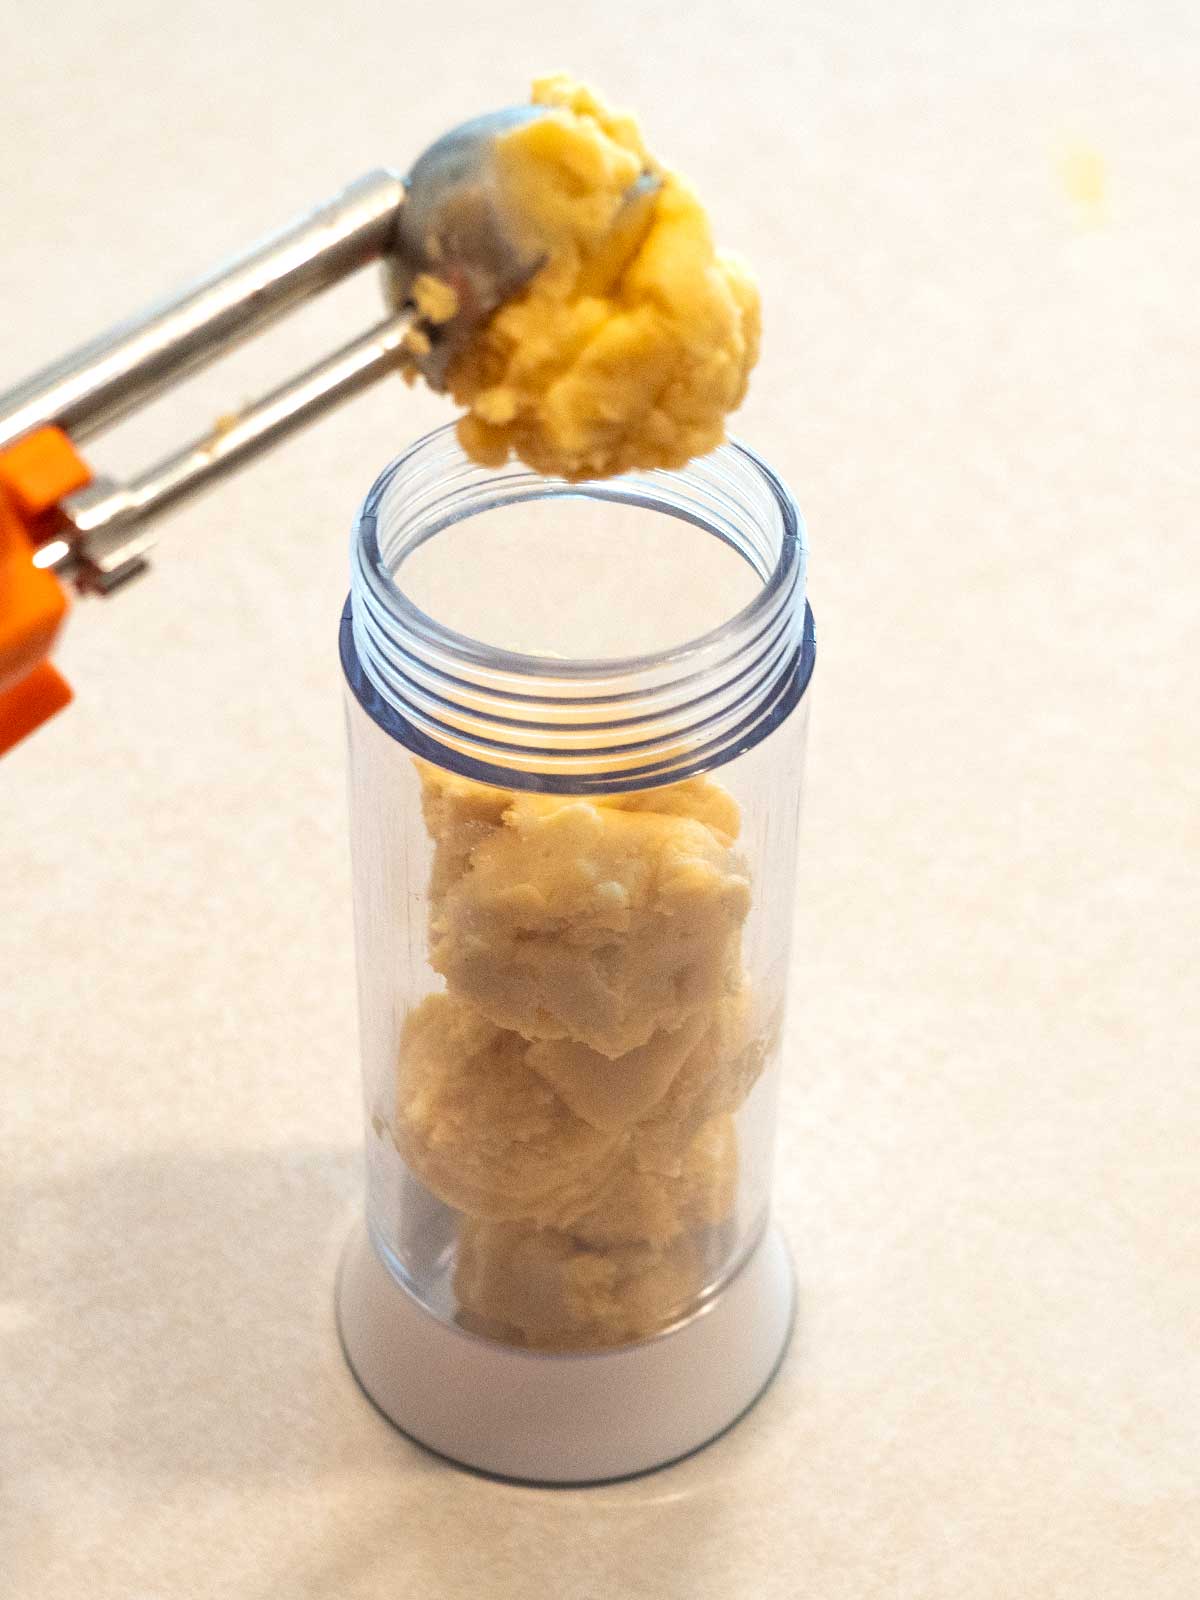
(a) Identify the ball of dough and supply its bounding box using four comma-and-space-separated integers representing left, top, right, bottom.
415, 761, 512, 900
416, 761, 743, 906
630, 988, 766, 1175
430, 797, 750, 1056
602, 776, 741, 843
453, 1220, 705, 1350
564, 1114, 738, 1247
396, 992, 623, 1221
523, 1011, 708, 1133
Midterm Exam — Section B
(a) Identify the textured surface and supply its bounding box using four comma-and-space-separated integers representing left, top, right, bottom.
3, 3, 1198, 1596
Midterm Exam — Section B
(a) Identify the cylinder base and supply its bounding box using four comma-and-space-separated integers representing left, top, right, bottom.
336, 1219, 795, 1484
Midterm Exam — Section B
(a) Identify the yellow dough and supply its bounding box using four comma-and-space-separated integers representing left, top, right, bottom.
416, 761, 744, 904
602, 778, 741, 844
401, 758, 770, 1349
429, 797, 750, 1056
524, 1011, 709, 1133
564, 1115, 738, 1248
416, 762, 513, 899
631, 987, 767, 1175
396, 992, 623, 1221
448, 74, 761, 481
454, 1220, 706, 1350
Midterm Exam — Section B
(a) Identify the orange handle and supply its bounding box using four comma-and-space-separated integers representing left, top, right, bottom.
0, 427, 91, 755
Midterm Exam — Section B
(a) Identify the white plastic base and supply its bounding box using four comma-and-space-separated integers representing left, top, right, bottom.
336, 1220, 795, 1483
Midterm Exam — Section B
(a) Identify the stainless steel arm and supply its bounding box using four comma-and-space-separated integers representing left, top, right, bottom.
0, 169, 405, 452
42, 311, 415, 592
1, 112, 554, 603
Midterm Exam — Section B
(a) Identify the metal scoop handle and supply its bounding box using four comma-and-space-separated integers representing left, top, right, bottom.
0, 106, 553, 751
0, 170, 405, 453
0, 171, 411, 589
44, 312, 412, 591
1, 107, 556, 593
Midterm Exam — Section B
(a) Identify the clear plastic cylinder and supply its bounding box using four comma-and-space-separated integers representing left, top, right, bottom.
341, 424, 814, 1354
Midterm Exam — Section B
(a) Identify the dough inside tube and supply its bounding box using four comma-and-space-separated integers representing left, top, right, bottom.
394, 762, 770, 1350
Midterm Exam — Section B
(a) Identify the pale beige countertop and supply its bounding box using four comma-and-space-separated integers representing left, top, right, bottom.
3, 5, 1198, 1597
